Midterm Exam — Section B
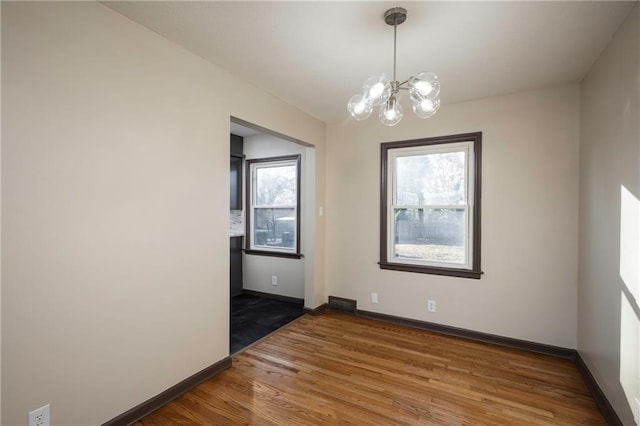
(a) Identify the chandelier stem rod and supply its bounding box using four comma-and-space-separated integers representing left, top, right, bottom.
393, 18, 397, 86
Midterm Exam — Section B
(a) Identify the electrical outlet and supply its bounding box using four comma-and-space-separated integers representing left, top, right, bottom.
427, 299, 437, 313
633, 397, 640, 425
271, 275, 278, 286
371, 292, 378, 304
29, 404, 50, 426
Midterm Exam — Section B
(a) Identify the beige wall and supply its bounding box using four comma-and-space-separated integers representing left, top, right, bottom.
1, 2, 325, 425
578, 5, 639, 425
326, 85, 580, 348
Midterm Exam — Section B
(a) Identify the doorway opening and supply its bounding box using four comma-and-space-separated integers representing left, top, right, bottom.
228, 117, 316, 354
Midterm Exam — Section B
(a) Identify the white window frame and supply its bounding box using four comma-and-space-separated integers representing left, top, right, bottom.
247, 155, 301, 257
380, 133, 482, 279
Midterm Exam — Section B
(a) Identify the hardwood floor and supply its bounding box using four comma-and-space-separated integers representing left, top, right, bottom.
135, 312, 605, 425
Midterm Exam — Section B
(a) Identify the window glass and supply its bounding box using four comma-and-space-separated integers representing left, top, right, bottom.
254, 208, 296, 249
393, 208, 466, 265
255, 165, 297, 206
395, 152, 466, 205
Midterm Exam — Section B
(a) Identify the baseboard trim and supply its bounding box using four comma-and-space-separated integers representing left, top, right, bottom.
241, 289, 304, 305
355, 309, 576, 360
575, 353, 623, 426
102, 357, 232, 426
303, 303, 328, 316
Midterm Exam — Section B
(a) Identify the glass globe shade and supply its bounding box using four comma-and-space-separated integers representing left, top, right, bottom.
379, 97, 403, 126
347, 93, 373, 120
362, 75, 392, 106
413, 97, 441, 119
408, 71, 440, 102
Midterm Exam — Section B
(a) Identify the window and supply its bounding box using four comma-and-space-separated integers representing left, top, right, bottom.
380, 133, 482, 278
246, 155, 301, 258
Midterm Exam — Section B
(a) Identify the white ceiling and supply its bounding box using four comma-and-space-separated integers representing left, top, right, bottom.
103, 1, 635, 124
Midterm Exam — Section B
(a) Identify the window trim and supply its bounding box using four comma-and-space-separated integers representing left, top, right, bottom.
379, 132, 482, 279
245, 154, 302, 259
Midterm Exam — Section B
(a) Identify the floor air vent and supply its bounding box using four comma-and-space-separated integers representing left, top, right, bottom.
328, 296, 357, 314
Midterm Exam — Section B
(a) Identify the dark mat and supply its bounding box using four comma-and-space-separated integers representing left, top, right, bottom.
230, 294, 304, 354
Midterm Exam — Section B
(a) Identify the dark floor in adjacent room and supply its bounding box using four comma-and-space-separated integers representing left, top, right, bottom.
230, 293, 304, 354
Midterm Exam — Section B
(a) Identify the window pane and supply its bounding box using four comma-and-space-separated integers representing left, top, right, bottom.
393, 208, 465, 264
254, 208, 296, 249
395, 152, 466, 205
255, 164, 297, 205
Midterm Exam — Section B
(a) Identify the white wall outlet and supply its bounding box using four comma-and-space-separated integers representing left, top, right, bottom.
271, 275, 278, 286
371, 292, 378, 304
633, 397, 640, 424
427, 299, 437, 313
29, 404, 50, 426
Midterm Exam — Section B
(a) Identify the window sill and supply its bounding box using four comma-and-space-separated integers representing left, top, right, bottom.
379, 262, 482, 279
244, 249, 303, 259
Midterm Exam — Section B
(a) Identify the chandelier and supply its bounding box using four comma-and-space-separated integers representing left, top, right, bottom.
347, 7, 441, 126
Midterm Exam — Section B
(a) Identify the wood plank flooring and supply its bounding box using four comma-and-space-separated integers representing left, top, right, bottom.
135, 312, 605, 425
